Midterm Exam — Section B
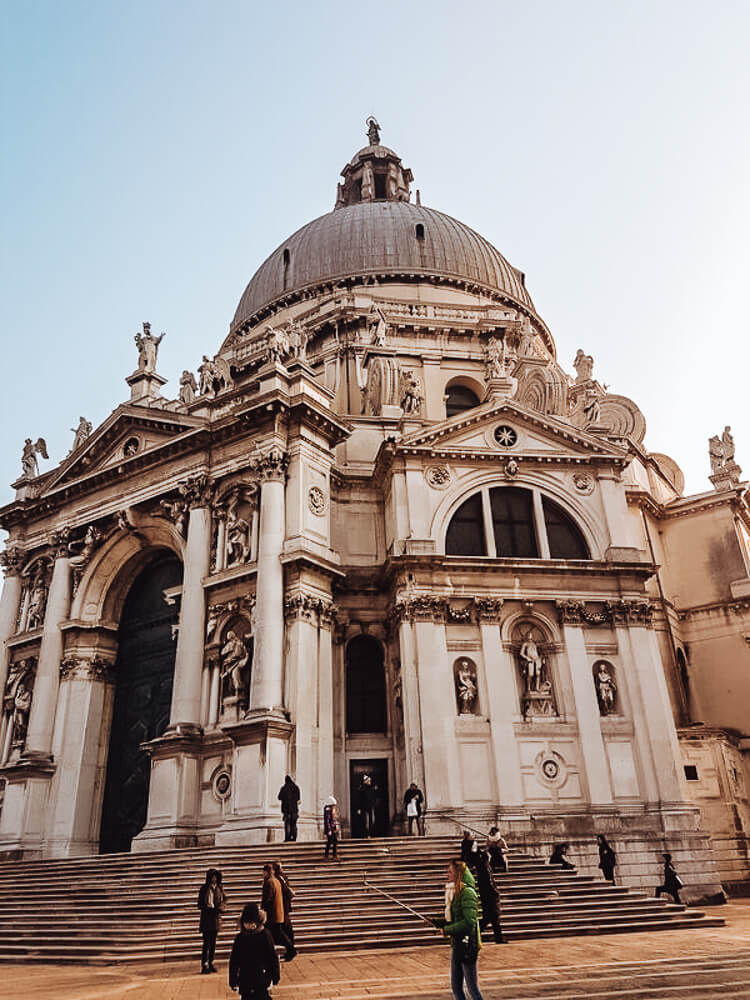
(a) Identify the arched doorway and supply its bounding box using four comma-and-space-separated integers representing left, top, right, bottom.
99, 554, 182, 853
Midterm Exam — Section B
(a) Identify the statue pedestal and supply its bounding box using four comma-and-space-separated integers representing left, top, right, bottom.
220, 694, 246, 726
483, 374, 517, 403
710, 462, 743, 491
125, 369, 167, 405
215, 712, 295, 845
522, 688, 557, 719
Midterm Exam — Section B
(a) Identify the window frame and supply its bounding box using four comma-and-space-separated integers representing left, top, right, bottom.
445, 485, 591, 560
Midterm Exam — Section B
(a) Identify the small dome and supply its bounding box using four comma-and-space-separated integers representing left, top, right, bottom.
231, 200, 535, 331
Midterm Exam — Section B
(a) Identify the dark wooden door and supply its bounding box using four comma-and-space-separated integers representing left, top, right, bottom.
349, 758, 390, 837
99, 555, 182, 853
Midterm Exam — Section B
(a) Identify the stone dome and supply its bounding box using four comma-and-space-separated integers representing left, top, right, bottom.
231, 200, 535, 332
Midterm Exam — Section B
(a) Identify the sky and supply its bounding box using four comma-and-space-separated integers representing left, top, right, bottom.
1, 0, 748, 503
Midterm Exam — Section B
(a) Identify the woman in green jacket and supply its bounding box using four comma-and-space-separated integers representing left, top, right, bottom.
434, 860, 485, 1000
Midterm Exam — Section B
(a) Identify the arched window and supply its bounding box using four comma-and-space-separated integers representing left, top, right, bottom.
346, 635, 387, 734
445, 384, 481, 419
415, 223, 425, 241
282, 248, 290, 290
446, 486, 590, 560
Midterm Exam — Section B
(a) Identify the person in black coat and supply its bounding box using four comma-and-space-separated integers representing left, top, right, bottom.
356, 774, 377, 836
403, 782, 425, 836
476, 849, 505, 943
655, 852, 684, 903
278, 775, 300, 842
460, 830, 479, 871
197, 868, 226, 974
229, 902, 280, 1000
597, 834, 617, 884
549, 843, 575, 870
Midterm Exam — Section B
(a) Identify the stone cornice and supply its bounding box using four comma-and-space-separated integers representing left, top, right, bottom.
556, 598, 654, 627
677, 597, 750, 621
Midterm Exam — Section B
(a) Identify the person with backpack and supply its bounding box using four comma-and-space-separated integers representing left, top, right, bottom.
228, 902, 280, 1000
277, 775, 300, 842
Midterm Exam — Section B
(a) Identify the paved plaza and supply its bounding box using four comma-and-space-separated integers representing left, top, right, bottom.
2, 900, 749, 1000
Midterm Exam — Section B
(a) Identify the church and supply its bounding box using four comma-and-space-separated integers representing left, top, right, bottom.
0, 121, 748, 901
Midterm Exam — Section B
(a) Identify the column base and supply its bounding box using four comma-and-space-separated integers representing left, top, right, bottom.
0, 757, 56, 859
132, 729, 205, 853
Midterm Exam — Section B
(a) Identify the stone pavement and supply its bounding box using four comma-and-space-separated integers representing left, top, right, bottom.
3, 900, 750, 1000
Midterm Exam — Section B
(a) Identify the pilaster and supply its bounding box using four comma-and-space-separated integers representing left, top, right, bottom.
480, 622, 525, 808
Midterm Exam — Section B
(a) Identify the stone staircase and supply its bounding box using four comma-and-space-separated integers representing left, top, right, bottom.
0, 836, 725, 964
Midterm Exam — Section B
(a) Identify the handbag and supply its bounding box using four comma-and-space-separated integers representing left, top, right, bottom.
407, 798, 418, 817
455, 934, 479, 963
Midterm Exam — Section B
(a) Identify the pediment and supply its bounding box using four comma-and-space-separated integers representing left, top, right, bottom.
398, 399, 628, 461
45, 406, 206, 490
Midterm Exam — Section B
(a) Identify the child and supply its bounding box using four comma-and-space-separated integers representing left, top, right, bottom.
229, 902, 280, 1000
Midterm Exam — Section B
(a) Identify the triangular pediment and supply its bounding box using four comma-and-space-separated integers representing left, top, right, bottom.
397, 399, 628, 460
45, 406, 207, 490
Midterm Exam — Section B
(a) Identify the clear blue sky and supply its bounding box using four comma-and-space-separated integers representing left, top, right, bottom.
1, 0, 748, 501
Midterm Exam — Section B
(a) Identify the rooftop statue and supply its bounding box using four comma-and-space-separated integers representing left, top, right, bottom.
709, 426, 737, 473
484, 336, 509, 379
134, 322, 164, 374
573, 349, 594, 384
366, 115, 381, 146
21, 437, 48, 479
69, 417, 93, 454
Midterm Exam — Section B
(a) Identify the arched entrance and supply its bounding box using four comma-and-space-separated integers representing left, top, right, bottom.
99, 553, 182, 853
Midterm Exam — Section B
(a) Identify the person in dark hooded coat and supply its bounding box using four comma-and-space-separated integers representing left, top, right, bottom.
229, 902, 280, 1000
475, 849, 505, 943
597, 834, 617, 884
278, 775, 300, 842
197, 867, 226, 974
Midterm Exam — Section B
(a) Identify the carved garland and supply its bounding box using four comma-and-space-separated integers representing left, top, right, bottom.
387, 595, 505, 630
556, 598, 654, 627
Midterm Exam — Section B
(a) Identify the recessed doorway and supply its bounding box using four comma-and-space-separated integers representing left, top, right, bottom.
349, 758, 390, 838
99, 554, 182, 853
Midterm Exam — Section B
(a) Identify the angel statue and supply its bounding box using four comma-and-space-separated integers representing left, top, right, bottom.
21, 438, 48, 479
134, 322, 165, 373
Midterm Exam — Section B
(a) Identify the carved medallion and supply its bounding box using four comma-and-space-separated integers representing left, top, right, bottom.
213, 769, 232, 801
308, 486, 328, 516
493, 425, 518, 448
425, 465, 451, 489
572, 472, 595, 495
536, 750, 567, 788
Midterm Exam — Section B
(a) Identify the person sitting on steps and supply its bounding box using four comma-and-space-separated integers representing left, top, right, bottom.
549, 843, 575, 870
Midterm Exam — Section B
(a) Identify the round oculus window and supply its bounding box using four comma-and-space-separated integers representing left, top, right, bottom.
493, 425, 518, 448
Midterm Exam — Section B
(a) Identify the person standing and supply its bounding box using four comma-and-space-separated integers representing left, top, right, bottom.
403, 782, 424, 835
486, 827, 508, 874
261, 863, 296, 961
323, 795, 340, 859
197, 867, 226, 974
597, 834, 617, 884
460, 830, 479, 871
278, 775, 300, 842
228, 902, 280, 1000
272, 861, 296, 951
434, 859, 485, 1000
357, 774, 377, 836
475, 850, 505, 943
655, 852, 684, 903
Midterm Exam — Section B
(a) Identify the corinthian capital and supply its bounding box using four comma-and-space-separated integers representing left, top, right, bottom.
254, 448, 289, 484
0, 543, 25, 577
178, 473, 215, 509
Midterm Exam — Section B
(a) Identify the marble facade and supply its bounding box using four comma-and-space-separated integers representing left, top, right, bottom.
0, 127, 747, 899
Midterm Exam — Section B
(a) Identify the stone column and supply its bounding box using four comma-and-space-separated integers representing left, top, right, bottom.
317, 604, 336, 809
561, 622, 613, 805
0, 545, 25, 715
412, 607, 463, 810
168, 478, 213, 732
618, 621, 687, 804
284, 592, 322, 834
249, 450, 288, 714
24, 548, 72, 759
396, 618, 426, 791
479, 617, 525, 808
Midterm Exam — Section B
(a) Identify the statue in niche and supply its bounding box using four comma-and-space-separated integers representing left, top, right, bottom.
21, 438, 48, 479
220, 628, 250, 708
225, 491, 251, 565
2, 659, 34, 758
134, 322, 164, 373
516, 623, 556, 719
594, 662, 617, 715
573, 349, 594, 384
69, 417, 93, 453
455, 658, 478, 715
179, 370, 198, 405
399, 369, 423, 414
25, 565, 48, 631
369, 305, 388, 346
484, 337, 509, 379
